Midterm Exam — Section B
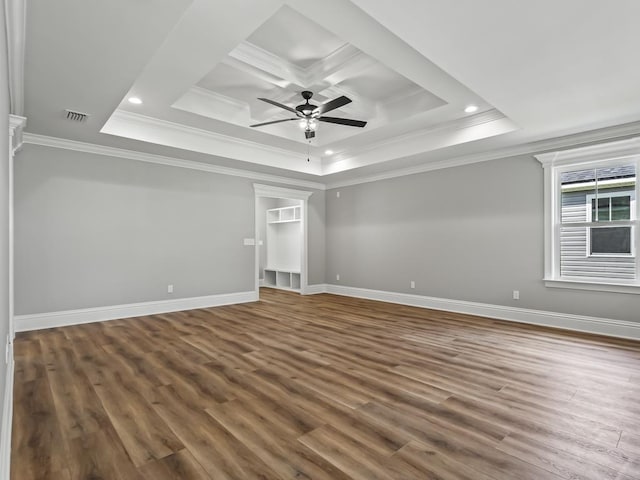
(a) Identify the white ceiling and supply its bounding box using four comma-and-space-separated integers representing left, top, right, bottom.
22, 0, 640, 184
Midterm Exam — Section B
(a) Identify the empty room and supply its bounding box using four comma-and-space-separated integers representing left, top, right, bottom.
1, 0, 640, 479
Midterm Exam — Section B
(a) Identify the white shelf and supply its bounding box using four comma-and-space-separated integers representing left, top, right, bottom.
268, 219, 300, 224
263, 268, 301, 291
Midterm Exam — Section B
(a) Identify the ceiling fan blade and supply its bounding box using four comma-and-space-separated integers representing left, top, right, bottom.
319, 116, 367, 128
257, 97, 299, 115
305, 130, 316, 140
315, 95, 351, 115
250, 118, 298, 128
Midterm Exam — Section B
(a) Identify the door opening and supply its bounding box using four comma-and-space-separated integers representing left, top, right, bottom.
253, 184, 312, 298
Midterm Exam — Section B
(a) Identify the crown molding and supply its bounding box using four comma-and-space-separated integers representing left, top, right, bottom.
253, 183, 313, 200
5, 0, 25, 116
111, 110, 300, 157
22, 132, 326, 190
367, 109, 508, 153
535, 135, 640, 168
326, 120, 640, 189
21, 120, 640, 193
101, 109, 323, 174
322, 109, 515, 175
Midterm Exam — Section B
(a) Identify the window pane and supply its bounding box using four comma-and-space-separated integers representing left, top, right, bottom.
561, 168, 595, 223
596, 197, 610, 222
562, 164, 636, 226
611, 196, 631, 220
560, 226, 636, 280
590, 227, 632, 254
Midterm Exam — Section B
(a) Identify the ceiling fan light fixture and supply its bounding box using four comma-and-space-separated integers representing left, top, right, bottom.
299, 118, 317, 131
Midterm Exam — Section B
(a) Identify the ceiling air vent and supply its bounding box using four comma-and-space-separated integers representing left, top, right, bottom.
64, 109, 89, 122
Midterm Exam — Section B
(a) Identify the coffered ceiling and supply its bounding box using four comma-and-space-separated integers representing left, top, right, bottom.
22, 0, 640, 184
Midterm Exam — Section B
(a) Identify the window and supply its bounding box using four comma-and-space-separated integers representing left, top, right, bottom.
536, 138, 640, 294
586, 191, 634, 256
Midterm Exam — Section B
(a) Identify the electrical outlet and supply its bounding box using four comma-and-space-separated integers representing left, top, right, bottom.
410, 281, 415, 289
336, 274, 340, 281
336, 191, 340, 198
513, 290, 520, 300
168, 284, 174, 294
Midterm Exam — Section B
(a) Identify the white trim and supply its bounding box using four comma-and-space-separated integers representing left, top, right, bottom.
544, 278, 640, 295
301, 284, 328, 295
0, 350, 14, 480
101, 110, 323, 175
5, 0, 25, 116
253, 184, 312, 297
18, 121, 640, 193
327, 121, 640, 189
585, 190, 636, 257
8, 115, 25, 343
322, 112, 517, 176
323, 284, 640, 341
14, 291, 258, 332
22, 133, 326, 191
109, 110, 301, 159
536, 138, 640, 291
253, 183, 312, 201
8, 115, 25, 153
535, 136, 640, 167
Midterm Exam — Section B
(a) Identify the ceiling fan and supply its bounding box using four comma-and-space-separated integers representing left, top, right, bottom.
250, 91, 367, 139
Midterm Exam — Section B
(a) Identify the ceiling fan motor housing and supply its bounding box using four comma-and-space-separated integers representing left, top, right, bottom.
296, 91, 317, 116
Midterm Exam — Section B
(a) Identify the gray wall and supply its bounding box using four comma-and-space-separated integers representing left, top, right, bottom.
307, 189, 326, 286
0, 0, 10, 465
14, 144, 325, 314
326, 155, 640, 323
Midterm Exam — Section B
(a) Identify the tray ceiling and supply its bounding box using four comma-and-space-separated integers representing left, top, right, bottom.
23, 0, 640, 182
99, 0, 512, 175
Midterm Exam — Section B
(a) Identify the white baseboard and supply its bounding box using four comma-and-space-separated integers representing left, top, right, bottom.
0, 345, 14, 480
302, 284, 328, 295
14, 284, 640, 340
15, 291, 258, 332
319, 284, 640, 341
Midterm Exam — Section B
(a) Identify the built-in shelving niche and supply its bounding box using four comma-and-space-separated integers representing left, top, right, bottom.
263, 205, 302, 292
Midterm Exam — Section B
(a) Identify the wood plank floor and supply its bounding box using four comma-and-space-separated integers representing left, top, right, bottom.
11, 288, 640, 479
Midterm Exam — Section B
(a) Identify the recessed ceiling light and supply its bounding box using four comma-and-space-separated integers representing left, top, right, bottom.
128, 97, 143, 105
464, 104, 478, 113
325, 150, 334, 155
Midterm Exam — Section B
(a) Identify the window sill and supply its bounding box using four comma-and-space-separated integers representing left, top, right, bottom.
544, 278, 640, 295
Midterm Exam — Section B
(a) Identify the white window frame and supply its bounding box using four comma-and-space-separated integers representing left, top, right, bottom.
536, 137, 640, 294
585, 190, 635, 258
